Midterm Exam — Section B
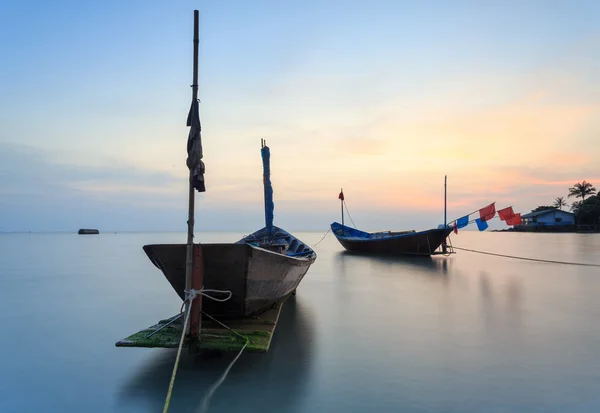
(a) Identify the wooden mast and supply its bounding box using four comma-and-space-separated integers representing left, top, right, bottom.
442, 175, 448, 253
444, 175, 447, 228
185, 9, 204, 341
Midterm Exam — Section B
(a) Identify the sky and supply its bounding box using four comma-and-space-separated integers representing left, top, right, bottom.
1, 0, 599, 232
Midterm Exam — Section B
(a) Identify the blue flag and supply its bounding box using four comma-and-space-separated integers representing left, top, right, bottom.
456, 215, 469, 229
475, 218, 488, 231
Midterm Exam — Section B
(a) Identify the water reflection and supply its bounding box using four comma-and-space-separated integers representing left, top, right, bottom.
477, 271, 525, 336
118, 296, 314, 413
506, 277, 523, 330
336, 250, 452, 276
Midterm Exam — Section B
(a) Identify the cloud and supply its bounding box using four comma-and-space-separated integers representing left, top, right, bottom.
0, 142, 181, 197
0, 143, 185, 231
2, 20, 600, 233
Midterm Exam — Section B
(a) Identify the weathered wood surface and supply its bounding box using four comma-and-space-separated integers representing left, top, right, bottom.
115, 301, 284, 352
143, 242, 315, 317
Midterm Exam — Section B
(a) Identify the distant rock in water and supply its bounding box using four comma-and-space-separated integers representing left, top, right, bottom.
78, 229, 99, 235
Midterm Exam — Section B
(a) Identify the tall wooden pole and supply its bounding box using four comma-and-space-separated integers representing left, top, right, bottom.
340, 188, 344, 227
442, 175, 448, 253
185, 10, 201, 337
444, 175, 447, 228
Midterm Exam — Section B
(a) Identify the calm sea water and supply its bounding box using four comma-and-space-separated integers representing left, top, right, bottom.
1, 231, 600, 413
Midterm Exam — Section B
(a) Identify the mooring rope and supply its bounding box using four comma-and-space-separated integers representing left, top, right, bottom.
197, 289, 232, 302
197, 311, 250, 413
343, 200, 357, 228
195, 312, 249, 413
440, 234, 455, 257
453, 246, 600, 267
313, 228, 331, 247
162, 288, 235, 413
162, 290, 197, 413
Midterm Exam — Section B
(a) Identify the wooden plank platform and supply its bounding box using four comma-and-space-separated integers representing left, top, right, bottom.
115, 301, 284, 353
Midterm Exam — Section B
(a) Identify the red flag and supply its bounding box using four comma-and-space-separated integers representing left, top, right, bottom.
506, 213, 521, 226
479, 203, 496, 221
338, 189, 344, 201
453, 222, 458, 234
498, 207, 515, 221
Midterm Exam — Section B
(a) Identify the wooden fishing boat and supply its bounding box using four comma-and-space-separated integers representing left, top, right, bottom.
116, 12, 315, 352
331, 179, 454, 256
142, 140, 316, 318
143, 225, 316, 318
331, 221, 452, 256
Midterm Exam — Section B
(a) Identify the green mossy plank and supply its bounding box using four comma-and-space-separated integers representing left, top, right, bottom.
115, 302, 283, 352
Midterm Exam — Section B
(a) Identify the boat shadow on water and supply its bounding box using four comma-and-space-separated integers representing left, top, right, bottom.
117, 295, 315, 413
336, 250, 452, 276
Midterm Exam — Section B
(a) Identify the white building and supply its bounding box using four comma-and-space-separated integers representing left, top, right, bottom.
521, 208, 575, 227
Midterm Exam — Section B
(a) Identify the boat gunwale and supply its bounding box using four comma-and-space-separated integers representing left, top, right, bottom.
331, 222, 452, 243
143, 241, 316, 263
245, 242, 317, 262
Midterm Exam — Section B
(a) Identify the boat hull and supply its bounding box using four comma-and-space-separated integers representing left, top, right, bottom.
331, 222, 452, 256
143, 242, 315, 318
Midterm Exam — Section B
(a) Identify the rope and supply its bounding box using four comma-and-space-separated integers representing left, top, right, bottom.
198, 289, 232, 302
162, 289, 197, 413
162, 288, 235, 413
196, 312, 249, 413
440, 234, 454, 257
453, 246, 600, 267
343, 201, 357, 228
313, 228, 331, 247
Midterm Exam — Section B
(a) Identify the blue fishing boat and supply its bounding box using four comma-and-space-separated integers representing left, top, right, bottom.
331, 178, 453, 256
330, 222, 452, 256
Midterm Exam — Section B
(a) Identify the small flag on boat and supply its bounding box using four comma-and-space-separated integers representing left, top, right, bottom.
475, 218, 489, 231
186, 98, 205, 192
498, 206, 515, 221
456, 215, 469, 229
506, 213, 522, 226
338, 189, 344, 201
453, 222, 458, 234
479, 203, 496, 221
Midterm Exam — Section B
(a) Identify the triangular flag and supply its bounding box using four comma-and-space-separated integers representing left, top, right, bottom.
479, 203, 496, 221
498, 207, 515, 221
475, 218, 489, 231
456, 215, 469, 229
338, 189, 344, 201
506, 213, 522, 226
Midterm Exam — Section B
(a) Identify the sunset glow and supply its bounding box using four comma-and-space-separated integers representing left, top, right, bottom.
1, 1, 599, 231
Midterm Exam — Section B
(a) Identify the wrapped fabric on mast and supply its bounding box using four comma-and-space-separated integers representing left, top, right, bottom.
186, 99, 205, 192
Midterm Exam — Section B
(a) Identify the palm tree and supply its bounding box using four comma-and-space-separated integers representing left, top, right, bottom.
568, 181, 596, 201
553, 197, 568, 210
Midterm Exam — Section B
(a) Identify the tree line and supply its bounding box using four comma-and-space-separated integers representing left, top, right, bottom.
534, 181, 599, 226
